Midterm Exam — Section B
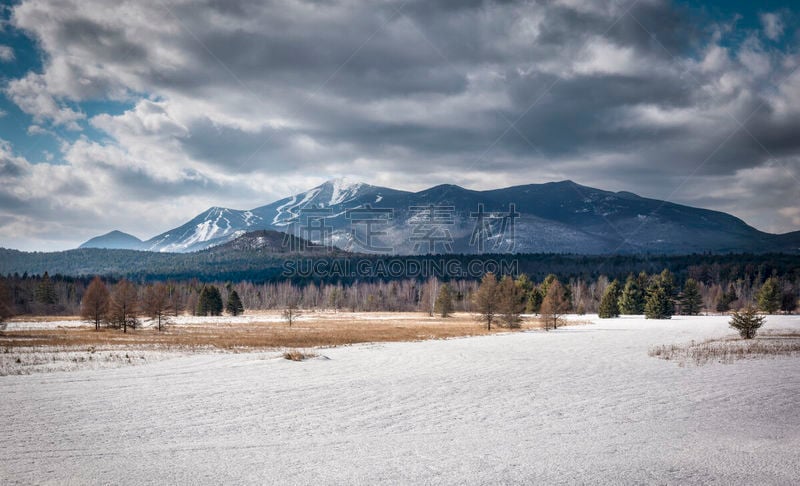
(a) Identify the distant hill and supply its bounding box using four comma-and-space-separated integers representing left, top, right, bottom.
79, 230, 143, 250
3, 230, 341, 281
79, 179, 800, 255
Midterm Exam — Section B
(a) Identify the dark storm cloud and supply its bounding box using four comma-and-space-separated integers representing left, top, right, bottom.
3, 0, 800, 251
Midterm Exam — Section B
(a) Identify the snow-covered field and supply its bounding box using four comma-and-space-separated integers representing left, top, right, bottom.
2, 310, 440, 330
2, 315, 799, 484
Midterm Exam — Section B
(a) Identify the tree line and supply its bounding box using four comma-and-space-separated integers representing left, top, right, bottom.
0, 266, 797, 327
76, 277, 245, 332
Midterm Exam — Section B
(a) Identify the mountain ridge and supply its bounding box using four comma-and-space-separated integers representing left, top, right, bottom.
78, 179, 800, 255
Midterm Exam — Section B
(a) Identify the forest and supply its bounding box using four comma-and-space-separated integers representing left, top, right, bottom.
1, 253, 797, 320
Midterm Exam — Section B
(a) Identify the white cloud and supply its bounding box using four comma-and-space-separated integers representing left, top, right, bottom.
760, 12, 784, 41
0, 45, 13, 61
5, 73, 85, 129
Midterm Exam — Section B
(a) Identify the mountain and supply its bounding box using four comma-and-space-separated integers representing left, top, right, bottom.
80, 179, 800, 255
209, 230, 348, 256
79, 230, 143, 250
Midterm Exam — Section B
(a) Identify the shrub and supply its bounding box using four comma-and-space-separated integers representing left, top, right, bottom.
729, 307, 766, 339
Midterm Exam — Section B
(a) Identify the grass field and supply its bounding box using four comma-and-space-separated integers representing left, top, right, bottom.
1, 311, 571, 351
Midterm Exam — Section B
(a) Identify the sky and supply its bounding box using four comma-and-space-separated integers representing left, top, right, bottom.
0, 0, 798, 251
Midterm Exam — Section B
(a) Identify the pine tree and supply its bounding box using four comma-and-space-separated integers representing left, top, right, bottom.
658, 269, 675, 298
226, 289, 245, 316
680, 278, 702, 315
729, 307, 765, 339
526, 287, 543, 314
434, 284, 454, 318
781, 289, 798, 313
757, 277, 781, 314
515, 274, 533, 299
80, 276, 109, 331
618, 274, 644, 314
598, 280, 621, 318
473, 272, 499, 330
645, 283, 673, 319
197, 286, 223, 316
35, 271, 57, 306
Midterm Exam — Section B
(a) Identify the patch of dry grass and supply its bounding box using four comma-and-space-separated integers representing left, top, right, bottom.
0, 312, 555, 352
649, 331, 800, 366
282, 349, 318, 361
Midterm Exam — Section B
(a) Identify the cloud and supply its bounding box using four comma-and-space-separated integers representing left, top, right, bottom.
0, 44, 13, 61
760, 12, 784, 41
1, 0, 799, 250
5, 73, 85, 129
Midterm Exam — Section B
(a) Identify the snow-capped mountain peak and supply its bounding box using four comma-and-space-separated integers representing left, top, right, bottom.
80, 179, 800, 254
327, 177, 365, 206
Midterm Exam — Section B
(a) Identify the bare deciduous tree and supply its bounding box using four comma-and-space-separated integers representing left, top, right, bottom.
541, 279, 569, 330
283, 297, 301, 328
473, 272, 499, 330
109, 279, 139, 333
142, 282, 170, 331
80, 276, 110, 331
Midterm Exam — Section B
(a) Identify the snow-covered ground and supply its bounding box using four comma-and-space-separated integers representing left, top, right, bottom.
2, 310, 440, 330
2, 315, 799, 484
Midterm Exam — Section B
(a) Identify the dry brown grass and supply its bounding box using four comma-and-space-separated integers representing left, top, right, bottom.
0, 312, 557, 352
283, 349, 318, 361
649, 331, 800, 366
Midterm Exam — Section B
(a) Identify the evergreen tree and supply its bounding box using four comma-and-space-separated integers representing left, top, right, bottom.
680, 278, 702, 315
226, 289, 245, 316
197, 286, 223, 316
598, 280, 621, 318
35, 271, 57, 305
434, 283, 453, 317
729, 307, 765, 339
526, 287, 543, 314
757, 277, 781, 314
473, 272, 499, 330
618, 274, 644, 314
780, 289, 798, 313
658, 269, 676, 298
515, 274, 533, 292
644, 282, 673, 319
